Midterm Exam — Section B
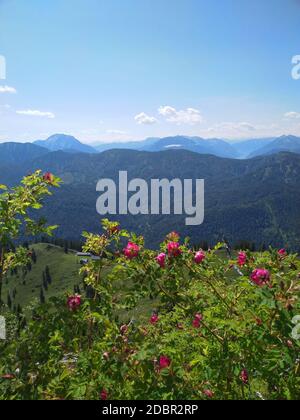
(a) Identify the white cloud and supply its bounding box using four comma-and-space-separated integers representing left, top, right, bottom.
16, 109, 55, 119
284, 111, 300, 119
0, 85, 17, 94
158, 106, 203, 125
134, 112, 157, 125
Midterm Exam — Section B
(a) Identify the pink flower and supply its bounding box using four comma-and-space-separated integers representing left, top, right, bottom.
195, 250, 206, 264
67, 294, 82, 311
192, 313, 203, 328
250, 269, 271, 287
43, 172, 54, 184
150, 314, 159, 325
100, 389, 108, 400
240, 369, 249, 385
167, 242, 181, 258
156, 253, 166, 268
237, 251, 247, 267
195, 313, 203, 321
203, 389, 214, 398
278, 249, 287, 258
124, 242, 140, 260
159, 356, 171, 370
192, 319, 201, 328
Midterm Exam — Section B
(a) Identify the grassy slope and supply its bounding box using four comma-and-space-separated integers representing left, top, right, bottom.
2, 243, 155, 322
3, 243, 82, 309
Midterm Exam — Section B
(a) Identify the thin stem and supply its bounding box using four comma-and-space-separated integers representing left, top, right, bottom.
0, 247, 5, 304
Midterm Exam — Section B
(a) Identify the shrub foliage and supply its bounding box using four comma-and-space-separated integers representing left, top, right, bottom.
0, 178, 300, 400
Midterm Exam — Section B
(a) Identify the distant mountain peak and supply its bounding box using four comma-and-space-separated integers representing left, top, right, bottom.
276, 134, 300, 143
34, 134, 97, 154
249, 135, 300, 158
278, 134, 298, 139
46, 133, 79, 142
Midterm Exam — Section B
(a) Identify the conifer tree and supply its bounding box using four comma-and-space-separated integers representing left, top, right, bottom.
45, 266, 52, 285
7, 292, 12, 309
39, 288, 45, 304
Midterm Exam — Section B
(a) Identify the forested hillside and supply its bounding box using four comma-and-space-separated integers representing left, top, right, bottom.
0, 149, 300, 250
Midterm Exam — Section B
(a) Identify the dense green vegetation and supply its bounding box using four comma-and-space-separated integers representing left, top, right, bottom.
0, 172, 299, 401
1, 219, 299, 400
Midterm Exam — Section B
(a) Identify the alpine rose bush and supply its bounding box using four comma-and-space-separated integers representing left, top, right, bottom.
156, 253, 166, 268
195, 251, 206, 264
124, 242, 140, 260
237, 251, 247, 267
67, 295, 82, 311
278, 249, 287, 258
250, 268, 271, 287
167, 241, 182, 258
159, 356, 171, 370
150, 314, 159, 325
0, 219, 299, 401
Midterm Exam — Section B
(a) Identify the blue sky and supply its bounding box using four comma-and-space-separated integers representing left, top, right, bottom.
0, 0, 300, 143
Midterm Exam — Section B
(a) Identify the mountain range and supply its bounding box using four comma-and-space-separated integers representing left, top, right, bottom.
2, 133, 300, 160
95, 136, 240, 158
1, 141, 300, 250
95, 135, 299, 159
